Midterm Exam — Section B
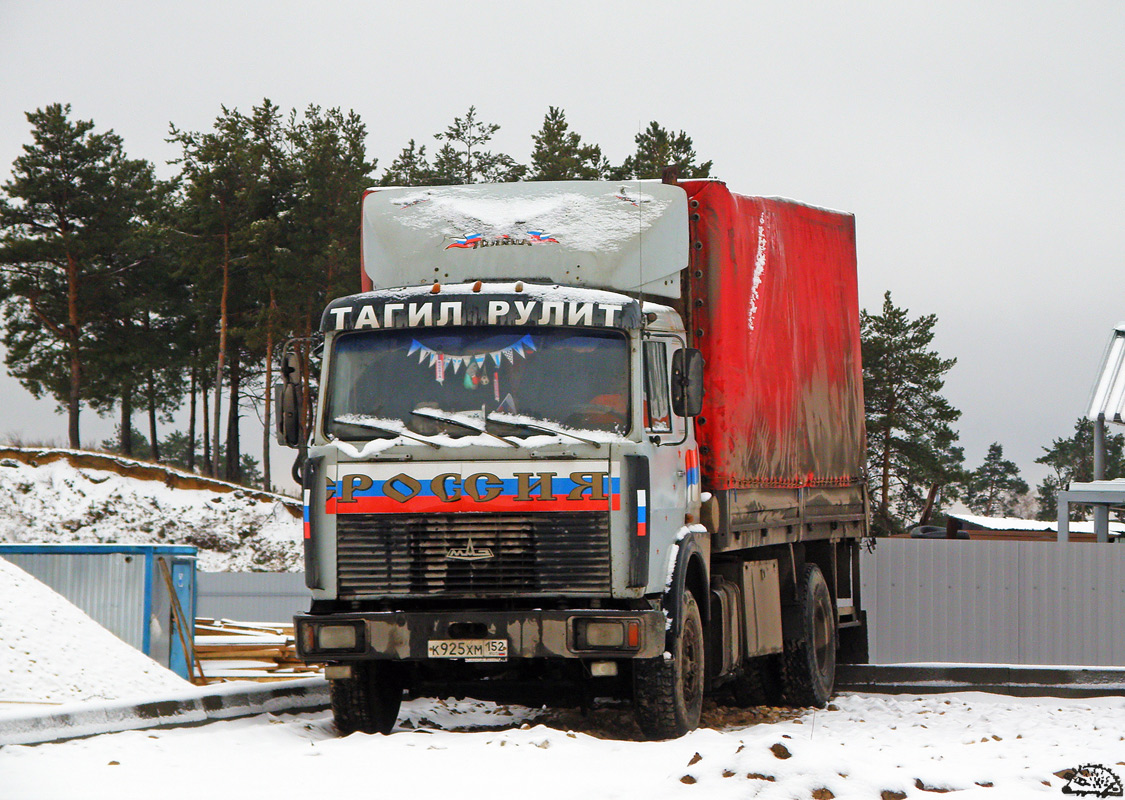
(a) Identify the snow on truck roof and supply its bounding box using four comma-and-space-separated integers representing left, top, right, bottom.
361, 182, 689, 300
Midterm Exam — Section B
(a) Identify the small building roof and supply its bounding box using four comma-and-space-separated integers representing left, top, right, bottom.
948, 512, 1125, 536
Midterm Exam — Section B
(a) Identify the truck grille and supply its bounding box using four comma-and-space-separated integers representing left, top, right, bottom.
336, 512, 611, 597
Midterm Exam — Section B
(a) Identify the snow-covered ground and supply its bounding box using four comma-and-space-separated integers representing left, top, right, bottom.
1, 692, 1120, 799
0, 556, 190, 705
0, 450, 302, 571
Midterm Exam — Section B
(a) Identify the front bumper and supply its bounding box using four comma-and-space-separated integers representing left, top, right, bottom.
295, 608, 666, 661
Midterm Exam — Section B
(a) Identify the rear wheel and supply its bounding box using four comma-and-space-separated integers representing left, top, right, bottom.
781, 564, 836, 707
330, 662, 404, 735
633, 590, 705, 739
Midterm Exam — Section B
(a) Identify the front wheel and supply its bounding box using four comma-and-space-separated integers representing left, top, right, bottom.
330, 662, 404, 735
633, 590, 705, 739
781, 564, 836, 707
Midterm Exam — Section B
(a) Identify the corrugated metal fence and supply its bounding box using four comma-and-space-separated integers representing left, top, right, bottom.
196, 572, 308, 623
195, 540, 1125, 668
862, 539, 1125, 667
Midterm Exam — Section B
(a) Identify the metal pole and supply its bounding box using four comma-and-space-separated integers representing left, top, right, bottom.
1057, 490, 1070, 543
1095, 414, 1109, 543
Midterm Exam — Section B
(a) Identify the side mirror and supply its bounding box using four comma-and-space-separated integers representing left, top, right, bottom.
275, 383, 304, 447
671, 348, 705, 417
280, 350, 302, 386
275, 348, 306, 447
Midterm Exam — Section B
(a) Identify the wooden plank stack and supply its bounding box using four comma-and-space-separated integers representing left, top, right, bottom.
193, 618, 322, 684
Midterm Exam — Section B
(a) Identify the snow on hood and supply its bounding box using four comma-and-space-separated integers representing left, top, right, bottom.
0, 556, 189, 705
326, 410, 624, 458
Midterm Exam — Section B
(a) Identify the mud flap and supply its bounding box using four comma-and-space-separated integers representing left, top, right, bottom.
661, 531, 709, 649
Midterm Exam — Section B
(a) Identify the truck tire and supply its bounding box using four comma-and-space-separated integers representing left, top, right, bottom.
633, 589, 705, 739
781, 564, 836, 707
330, 662, 404, 735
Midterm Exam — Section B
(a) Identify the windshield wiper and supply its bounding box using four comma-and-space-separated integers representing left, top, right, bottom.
411, 408, 520, 448
483, 413, 602, 446
331, 417, 439, 448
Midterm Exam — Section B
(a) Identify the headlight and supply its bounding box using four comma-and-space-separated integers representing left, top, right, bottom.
584, 621, 625, 648
317, 623, 361, 651
575, 618, 641, 651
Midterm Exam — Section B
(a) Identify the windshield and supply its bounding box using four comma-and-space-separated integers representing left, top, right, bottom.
325, 326, 630, 440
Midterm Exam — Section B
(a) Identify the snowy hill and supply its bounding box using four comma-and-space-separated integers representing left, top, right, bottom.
0, 448, 302, 572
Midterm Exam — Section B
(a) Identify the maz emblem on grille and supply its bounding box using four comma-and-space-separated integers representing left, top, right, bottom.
446, 539, 495, 561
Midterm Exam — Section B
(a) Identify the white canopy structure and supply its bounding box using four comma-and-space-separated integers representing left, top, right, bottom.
1060, 322, 1125, 542
1087, 322, 1125, 423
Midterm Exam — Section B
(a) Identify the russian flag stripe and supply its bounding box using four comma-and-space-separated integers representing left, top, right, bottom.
328, 476, 622, 515
328, 476, 621, 501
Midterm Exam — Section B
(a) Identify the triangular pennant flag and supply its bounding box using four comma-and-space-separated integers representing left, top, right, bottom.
452, 359, 462, 374
491, 351, 503, 367
505, 349, 515, 363
521, 334, 536, 352
512, 341, 524, 358
407, 340, 421, 356
475, 355, 486, 368
428, 351, 438, 367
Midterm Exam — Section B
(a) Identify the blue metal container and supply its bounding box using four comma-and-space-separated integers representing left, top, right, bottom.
0, 544, 198, 680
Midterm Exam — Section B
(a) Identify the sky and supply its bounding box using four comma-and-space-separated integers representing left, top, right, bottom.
1, 1, 1123, 494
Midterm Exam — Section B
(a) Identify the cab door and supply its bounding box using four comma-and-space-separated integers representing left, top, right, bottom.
640, 335, 696, 585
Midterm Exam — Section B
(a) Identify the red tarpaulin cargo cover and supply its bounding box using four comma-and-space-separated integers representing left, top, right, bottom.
681, 181, 866, 491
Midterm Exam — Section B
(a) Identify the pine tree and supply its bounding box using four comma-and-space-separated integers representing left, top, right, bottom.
430, 106, 526, 185
100, 425, 150, 457
610, 121, 713, 181
528, 107, 609, 181
84, 175, 191, 458
1035, 417, 1125, 520
0, 103, 157, 448
223, 99, 295, 485
379, 139, 435, 186
170, 101, 276, 480
268, 104, 375, 486
962, 442, 1029, 516
861, 291, 963, 535
119, 427, 262, 484
286, 105, 375, 305
169, 100, 374, 488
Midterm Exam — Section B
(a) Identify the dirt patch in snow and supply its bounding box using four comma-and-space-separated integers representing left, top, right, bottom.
533, 699, 806, 741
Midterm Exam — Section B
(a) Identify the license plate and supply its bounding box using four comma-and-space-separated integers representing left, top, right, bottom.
427, 639, 508, 661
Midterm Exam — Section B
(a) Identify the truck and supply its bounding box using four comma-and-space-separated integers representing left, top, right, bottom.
279, 178, 869, 739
